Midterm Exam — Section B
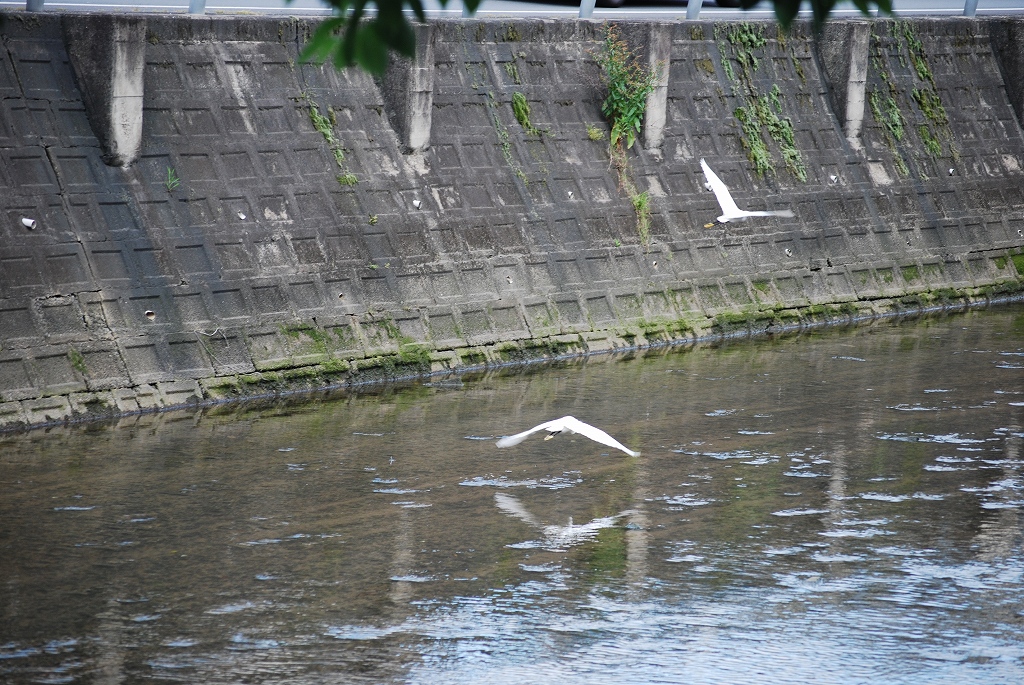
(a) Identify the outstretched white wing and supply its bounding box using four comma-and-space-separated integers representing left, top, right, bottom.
700, 158, 741, 218
561, 417, 641, 457
495, 415, 640, 456
743, 209, 795, 218
495, 418, 563, 448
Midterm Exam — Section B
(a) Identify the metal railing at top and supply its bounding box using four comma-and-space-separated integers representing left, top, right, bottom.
16, 0, 987, 20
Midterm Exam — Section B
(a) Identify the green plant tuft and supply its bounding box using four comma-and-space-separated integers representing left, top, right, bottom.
305, 93, 358, 187
595, 26, 660, 246
596, 25, 660, 150
512, 92, 541, 135
504, 61, 521, 85
68, 348, 87, 375
694, 58, 715, 77
631, 190, 651, 246
719, 25, 805, 181
165, 167, 180, 192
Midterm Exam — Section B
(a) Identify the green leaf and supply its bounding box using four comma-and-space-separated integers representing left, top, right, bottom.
770, 0, 801, 29
808, 0, 839, 32
303, 0, 890, 76
374, 4, 416, 59
407, 0, 427, 24
356, 23, 391, 73
299, 16, 345, 65
335, 0, 367, 69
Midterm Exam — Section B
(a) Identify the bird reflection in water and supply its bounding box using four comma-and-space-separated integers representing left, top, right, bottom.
494, 492, 631, 552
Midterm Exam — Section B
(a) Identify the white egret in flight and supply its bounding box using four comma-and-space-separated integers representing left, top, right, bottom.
495, 416, 640, 457
700, 158, 795, 228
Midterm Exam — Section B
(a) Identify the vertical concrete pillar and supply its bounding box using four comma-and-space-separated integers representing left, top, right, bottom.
379, 23, 435, 153
643, 23, 672, 155
989, 18, 1024, 131
63, 15, 147, 168
816, 20, 870, 147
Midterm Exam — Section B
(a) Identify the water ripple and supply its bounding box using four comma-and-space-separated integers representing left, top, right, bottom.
877, 431, 986, 444
771, 508, 830, 517
459, 475, 581, 490
659, 495, 715, 507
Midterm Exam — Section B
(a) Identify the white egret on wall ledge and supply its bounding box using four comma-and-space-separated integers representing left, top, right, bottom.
495, 415, 640, 457
700, 158, 795, 228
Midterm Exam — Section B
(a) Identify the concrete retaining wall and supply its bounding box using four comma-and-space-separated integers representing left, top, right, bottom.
1, 12, 1023, 430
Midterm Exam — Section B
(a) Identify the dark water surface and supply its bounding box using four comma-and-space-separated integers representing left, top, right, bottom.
2, 306, 1023, 684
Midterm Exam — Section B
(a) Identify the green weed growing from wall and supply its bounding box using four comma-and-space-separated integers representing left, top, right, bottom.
68, 348, 87, 375
717, 23, 807, 182
504, 61, 522, 85
897, 21, 957, 162
305, 93, 358, 187
868, 22, 959, 176
165, 167, 181, 192
596, 25, 660, 150
489, 93, 528, 183
631, 190, 652, 246
869, 85, 905, 142
512, 92, 542, 136
595, 25, 661, 246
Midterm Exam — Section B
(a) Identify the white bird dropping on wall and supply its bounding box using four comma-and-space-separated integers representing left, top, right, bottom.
21, 217, 36, 229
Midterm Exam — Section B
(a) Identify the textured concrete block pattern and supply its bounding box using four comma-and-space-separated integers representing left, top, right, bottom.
0, 14, 1022, 428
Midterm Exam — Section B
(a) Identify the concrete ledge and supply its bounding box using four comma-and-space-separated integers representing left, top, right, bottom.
1, 285, 1020, 432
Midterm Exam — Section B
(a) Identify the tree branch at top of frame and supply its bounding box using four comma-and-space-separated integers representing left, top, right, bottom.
294, 0, 893, 75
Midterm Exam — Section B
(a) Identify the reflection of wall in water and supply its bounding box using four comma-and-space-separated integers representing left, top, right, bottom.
974, 425, 1023, 562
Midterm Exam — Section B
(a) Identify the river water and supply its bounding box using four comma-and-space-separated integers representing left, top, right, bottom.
1, 306, 1023, 684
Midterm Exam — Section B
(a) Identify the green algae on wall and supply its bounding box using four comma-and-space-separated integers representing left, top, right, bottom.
868, 21, 960, 178
716, 22, 808, 182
